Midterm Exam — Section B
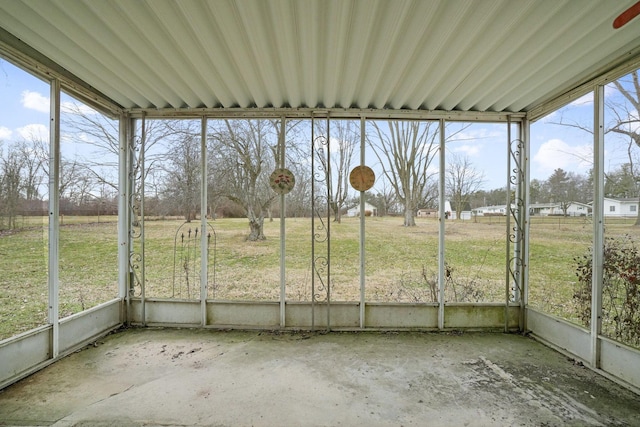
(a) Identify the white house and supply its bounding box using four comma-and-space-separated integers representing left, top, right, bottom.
530, 202, 591, 217
434, 201, 456, 219
472, 204, 512, 216
602, 197, 639, 217
347, 202, 378, 217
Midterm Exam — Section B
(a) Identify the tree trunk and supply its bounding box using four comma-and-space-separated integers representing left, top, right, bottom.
331, 201, 342, 223
247, 215, 266, 241
403, 206, 416, 226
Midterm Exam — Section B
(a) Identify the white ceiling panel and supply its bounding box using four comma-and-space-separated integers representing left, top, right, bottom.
0, 0, 639, 114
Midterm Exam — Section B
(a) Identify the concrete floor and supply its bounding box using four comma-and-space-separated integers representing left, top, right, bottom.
1, 328, 639, 427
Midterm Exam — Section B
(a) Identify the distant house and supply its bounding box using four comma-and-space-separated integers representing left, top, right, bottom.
529, 203, 557, 216
435, 200, 455, 219
347, 202, 378, 217
602, 197, 639, 217
530, 201, 591, 217
564, 202, 591, 216
416, 208, 437, 217
472, 204, 512, 216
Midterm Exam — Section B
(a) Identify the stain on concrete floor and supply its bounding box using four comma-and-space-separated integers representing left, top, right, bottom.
0, 328, 639, 426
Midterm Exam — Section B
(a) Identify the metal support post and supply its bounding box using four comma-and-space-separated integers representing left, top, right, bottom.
326, 118, 331, 331
521, 119, 531, 331
139, 115, 146, 326
48, 78, 60, 358
505, 118, 512, 333
200, 117, 208, 326
591, 85, 605, 369
359, 116, 366, 329
118, 114, 130, 306
438, 119, 446, 330
279, 117, 287, 328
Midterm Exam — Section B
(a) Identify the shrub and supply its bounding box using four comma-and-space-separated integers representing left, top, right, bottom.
574, 235, 640, 348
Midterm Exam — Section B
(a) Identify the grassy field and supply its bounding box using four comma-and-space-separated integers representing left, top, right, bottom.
1, 214, 639, 340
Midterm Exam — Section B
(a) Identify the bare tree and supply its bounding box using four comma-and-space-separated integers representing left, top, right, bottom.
0, 143, 24, 229
160, 128, 201, 222
208, 119, 277, 241
16, 137, 47, 202
58, 157, 86, 202
62, 103, 182, 194
550, 69, 640, 225
368, 121, 440, 226
445, 153, 485, 219
314, 120, 357, 222
283, 156, 312, 218
365, 178, 398, 217
609, 70, 640, 225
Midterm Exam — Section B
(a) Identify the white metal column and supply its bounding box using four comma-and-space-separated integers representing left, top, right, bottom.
48, 78, 61, 358
124, 116, 136, 324
200, 117, 208, 326
359, 116, 366, 329
279, 117, 287, 328
438, 119, 446, 330
118, 115, 130, 302
521, 118, 531, 331
139, 116, 146, 327
591, 84, 605, 369
326, 119, 331, 331
505, 118, 513, 332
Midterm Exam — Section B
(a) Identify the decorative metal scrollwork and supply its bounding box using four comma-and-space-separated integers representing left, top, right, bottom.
313, 255, 329, 303
128, 136, 144, 297
172, 222, 217, 299
128, 252, 142, 298
508, 137, 525, 302
312, 133, 331, 306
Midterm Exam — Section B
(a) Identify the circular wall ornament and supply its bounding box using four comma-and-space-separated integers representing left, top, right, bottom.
349, 165, 375, 192
269, 168, 295, 195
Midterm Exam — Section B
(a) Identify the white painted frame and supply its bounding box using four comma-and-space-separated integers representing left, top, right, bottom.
0, 38, 639, 396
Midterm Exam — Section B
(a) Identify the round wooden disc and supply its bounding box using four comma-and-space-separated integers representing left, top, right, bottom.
349, 165, 375, 192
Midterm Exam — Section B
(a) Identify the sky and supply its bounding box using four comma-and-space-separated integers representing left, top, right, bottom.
1, 58, 636, 193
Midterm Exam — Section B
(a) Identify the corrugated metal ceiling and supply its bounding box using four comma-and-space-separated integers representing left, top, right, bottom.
0, 0, 639, 115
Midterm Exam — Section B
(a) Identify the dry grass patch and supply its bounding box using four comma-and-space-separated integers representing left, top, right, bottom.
2, 215, 639, 340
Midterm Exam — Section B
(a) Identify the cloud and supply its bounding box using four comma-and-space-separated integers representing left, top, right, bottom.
16, 124, 49, 142
454, 127, 503, 141
20, 90, 99, 116
533, 138, 592, 176
0, 126, 12, 140
447, 124, 503, 157
452, 144, 481, 156
21, 90, 49, 113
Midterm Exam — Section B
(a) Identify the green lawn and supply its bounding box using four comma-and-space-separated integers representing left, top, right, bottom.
1, 214, 639, 340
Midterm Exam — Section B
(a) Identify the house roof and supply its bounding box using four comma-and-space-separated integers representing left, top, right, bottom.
604, 197, 639, 203
1, 1, 639, 118
349, 202, 378, 210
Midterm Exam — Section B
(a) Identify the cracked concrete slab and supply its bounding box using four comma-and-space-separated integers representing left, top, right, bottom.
1, 328, 639, 426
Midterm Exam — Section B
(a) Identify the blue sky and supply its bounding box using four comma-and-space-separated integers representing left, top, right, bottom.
0, 59, 50, 143
1, 58, 635, 192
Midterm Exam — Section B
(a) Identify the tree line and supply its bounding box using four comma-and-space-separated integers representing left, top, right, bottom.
2, 117, 638, 237
2, 67, 640, 235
